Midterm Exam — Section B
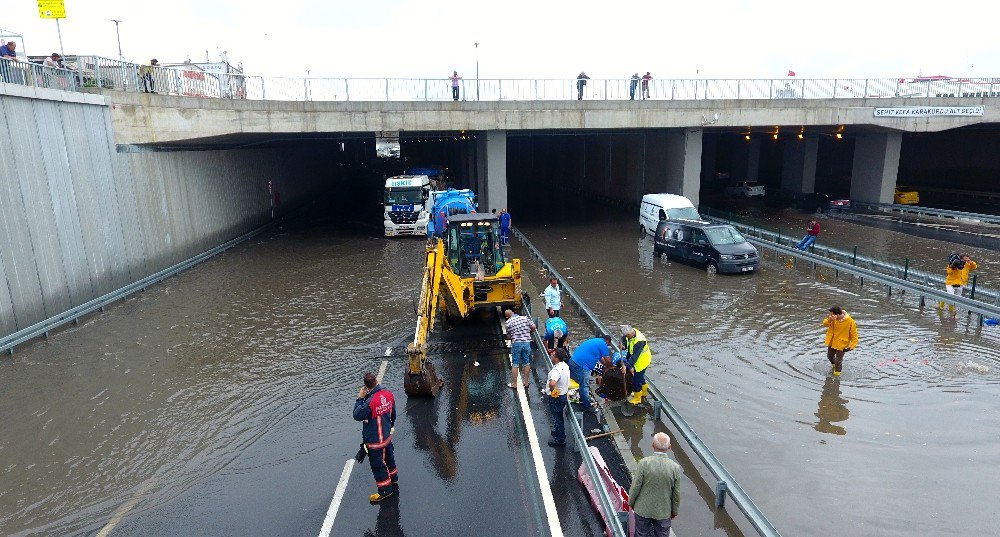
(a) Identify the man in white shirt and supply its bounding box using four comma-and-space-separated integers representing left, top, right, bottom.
547, 348, 571, 447
542, 277, 562, 317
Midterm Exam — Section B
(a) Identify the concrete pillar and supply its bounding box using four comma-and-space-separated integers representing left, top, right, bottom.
850, 132, 902, 204
665, 128, 704, 206
780, 135, 819, 193
733, 136, 761, 182
484, 130, 508, 212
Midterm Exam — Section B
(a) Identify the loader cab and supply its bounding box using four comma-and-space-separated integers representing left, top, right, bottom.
444, 214, 507, 277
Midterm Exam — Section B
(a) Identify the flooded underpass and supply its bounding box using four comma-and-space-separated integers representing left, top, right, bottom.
513, 205, 1000, 537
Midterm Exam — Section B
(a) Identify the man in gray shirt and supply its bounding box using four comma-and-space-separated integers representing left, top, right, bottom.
628, 432, 681, 537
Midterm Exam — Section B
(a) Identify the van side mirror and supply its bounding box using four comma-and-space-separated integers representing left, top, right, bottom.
698, 240, 708, 246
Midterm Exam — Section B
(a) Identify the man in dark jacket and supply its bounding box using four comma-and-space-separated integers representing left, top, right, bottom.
354, 372, 398, 503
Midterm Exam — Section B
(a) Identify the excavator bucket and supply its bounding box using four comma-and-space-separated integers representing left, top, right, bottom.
404, 359, 444, 396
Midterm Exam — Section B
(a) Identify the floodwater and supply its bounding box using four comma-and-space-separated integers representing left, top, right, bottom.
0, 210, 427, 535
514, 209, 1000, 537
704, 203, 1000, 285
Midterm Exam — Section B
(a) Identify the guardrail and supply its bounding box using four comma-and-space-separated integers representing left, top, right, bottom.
513, 226, 783, 537
700, 217, 1000, 323
700, 210, 1000, 308
0, 218, 275, 355
852, 201, 1000, 226
61, 56, 1000, 102
522, 293, 628, 537
0, 57, 78, 92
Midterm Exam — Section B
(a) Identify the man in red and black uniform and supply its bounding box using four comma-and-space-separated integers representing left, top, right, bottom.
354, 372, 398, 503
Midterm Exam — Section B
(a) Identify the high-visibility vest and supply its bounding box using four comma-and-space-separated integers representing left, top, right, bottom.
627, 328, 652, 372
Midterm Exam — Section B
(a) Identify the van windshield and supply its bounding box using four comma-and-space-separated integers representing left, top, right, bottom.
705, 226, 746, 245
667, 207, 701, 220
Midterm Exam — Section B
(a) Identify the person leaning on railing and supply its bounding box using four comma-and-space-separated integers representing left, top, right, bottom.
0, 41, 21, 84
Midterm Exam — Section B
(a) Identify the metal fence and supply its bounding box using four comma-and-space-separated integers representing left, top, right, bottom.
47, 56, 1000, 102
513, 226, 783, 537
0, 57, 78, 92
852, 201, 1000, 226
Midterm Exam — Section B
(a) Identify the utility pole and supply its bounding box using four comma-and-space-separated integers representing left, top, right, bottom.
474, 42, 480, 101
111, 20, 123, 60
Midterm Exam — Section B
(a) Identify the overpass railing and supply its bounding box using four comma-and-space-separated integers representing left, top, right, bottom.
0, 57, 78, 92
65, 56, 1000, 102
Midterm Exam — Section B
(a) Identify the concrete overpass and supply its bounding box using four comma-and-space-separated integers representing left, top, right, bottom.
97, 88, 995, 209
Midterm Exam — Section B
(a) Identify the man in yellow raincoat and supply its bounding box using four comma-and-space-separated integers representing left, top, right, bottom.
823, 306, 858, 377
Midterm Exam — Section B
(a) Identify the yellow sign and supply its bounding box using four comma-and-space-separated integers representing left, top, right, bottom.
38, 0, 66, 19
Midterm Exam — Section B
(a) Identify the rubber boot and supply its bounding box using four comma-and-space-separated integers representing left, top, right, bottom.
949, 304, 956, 313
937, 300, 945, 310
628, 390, 642, 405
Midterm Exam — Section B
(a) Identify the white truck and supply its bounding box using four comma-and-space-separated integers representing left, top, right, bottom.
383, 175, 432, 237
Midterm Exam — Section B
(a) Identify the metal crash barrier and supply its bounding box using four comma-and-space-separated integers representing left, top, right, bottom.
513, 226, 783, 537
702, 214, 1000, 320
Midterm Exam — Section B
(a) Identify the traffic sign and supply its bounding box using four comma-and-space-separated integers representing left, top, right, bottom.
38, 0, 66, 19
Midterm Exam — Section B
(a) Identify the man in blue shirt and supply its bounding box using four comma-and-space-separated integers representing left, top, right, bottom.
543, 311, 569, 350
499, 208, 511, 245
569, 335, 614, 413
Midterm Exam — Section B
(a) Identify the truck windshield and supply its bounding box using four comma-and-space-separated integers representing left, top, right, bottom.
706, 226, 746, 245
385, 188, 423, 205
667, 207, 701, 220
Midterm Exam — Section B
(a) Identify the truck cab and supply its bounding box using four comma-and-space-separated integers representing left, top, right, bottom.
384, 175, 432, 237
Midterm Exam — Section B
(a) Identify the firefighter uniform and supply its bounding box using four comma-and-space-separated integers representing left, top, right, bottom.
353, 385, 398, 502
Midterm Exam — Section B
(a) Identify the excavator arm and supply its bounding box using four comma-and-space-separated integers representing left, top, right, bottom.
405, 239, 447, 396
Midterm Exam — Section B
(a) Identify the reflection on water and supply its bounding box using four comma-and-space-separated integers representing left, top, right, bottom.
813, 376, 850, 436
364, 496, 405, 537
514, 209, 1000, 537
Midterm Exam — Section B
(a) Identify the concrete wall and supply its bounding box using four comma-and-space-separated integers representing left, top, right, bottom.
0, 85, 329, 337
850, 132, 902, 203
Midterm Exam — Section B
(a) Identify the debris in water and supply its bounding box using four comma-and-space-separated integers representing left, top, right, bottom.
957, 361, 989, 375
473, 361, 480, 366
384, 347, 391, 357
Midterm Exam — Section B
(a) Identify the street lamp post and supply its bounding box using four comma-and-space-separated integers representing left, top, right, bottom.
111, 19, 123, 59
474, 42, 480, 101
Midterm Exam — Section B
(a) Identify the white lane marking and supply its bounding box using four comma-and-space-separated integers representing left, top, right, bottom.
318, 359, 388, 537
500, 307, 563, 536
377, 359, 388, 382
318, 459, 355, 537
516, 373, 563, 536
96, 477, 156, 537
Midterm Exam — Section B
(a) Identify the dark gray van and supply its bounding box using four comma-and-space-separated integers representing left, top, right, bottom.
654, 220, 759, 274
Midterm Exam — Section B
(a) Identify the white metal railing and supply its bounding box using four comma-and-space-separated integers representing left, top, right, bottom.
20, 56, 1000, 102
0, 57, 78, 92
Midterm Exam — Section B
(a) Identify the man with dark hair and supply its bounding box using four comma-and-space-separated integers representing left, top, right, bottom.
576, 71, 589, 100
546, 348, 571, 447
353, 371, 398, 503
569, 334, 615, 413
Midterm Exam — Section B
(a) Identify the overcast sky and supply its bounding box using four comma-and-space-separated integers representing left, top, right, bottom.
4, 0, 999, 80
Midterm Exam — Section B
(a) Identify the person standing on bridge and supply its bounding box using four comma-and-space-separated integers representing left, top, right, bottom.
620, 325, 652, 405
941, 253, 977, 316
140, 59, 159, 93
569, 335, 614, 413
546, 348, 572, 447
630, 73, 640, 100
354, 372, 399, 503
450, 71, 462, 101
822, 306, 858, 377
543, 310, 569, 351
628, 432, 681, 537
577, 71, 590, 100
499, 208, 511, 245
505, 309, 537, 389
796, 219, 821, 251
641, 72, 652, 99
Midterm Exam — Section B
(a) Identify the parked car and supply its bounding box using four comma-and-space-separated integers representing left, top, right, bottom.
654, 220, 759, 274
894, 188, 920, 205
639, 193, 703, 235
726, 181, 766, 198
827, 197, 852, 212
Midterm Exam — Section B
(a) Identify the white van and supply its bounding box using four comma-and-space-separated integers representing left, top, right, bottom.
639, 194, 703, 235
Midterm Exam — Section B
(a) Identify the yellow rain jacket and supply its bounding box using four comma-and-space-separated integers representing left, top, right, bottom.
823, 313, 858, 351
945, 260, 977, 287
